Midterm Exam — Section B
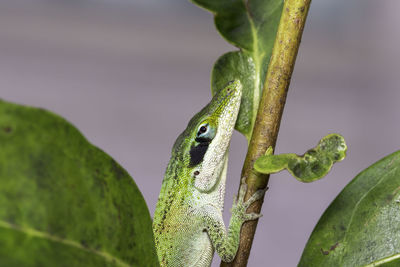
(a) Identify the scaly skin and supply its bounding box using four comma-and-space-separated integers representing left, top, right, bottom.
153, 80, 265, 267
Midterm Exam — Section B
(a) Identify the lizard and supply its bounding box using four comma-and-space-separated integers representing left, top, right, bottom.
153, 80, 266, 266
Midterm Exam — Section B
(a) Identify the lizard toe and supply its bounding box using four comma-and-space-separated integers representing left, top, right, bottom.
244, 212, 263, 221
244, 188, 267, 207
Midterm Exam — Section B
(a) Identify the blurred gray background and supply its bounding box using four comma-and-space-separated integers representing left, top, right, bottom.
1, 0, 399, 266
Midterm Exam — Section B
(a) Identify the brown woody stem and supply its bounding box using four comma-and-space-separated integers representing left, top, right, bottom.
221, 0, 312, 266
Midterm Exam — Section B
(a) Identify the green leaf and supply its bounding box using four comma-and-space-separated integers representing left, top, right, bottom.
299, 150, 400, 266
0, 100, 158, 267
254, 134, 347, 182
191, 0, 284, 140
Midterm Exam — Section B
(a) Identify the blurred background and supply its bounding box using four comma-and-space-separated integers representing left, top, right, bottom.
1, 0, 400, 266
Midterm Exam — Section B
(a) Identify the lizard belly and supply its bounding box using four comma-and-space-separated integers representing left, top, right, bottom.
156, 210, 214, 267
174, 222, 213, 267
187, 230, 213, 267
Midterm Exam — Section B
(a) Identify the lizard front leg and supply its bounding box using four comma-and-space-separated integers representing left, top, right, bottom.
202, 181, 267, 263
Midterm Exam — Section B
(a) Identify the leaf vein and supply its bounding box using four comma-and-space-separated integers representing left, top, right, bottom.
339, 166, 399, 265
0, 220, 131, 267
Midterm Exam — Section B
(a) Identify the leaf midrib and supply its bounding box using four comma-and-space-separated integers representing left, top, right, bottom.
0, 220, 131, 267
243, 0, 261, 140
243, 0, 282, 140
364, 253, 400, 267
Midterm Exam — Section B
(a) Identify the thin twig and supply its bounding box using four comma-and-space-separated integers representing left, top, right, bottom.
221, 0, 312, 266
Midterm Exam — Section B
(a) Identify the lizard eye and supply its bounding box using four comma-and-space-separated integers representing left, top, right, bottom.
195, 123, 215, 143
199, 125, 207, 134
196, 123, 209, 137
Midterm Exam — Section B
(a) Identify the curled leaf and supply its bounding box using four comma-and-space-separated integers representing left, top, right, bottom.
254, 134, 347, 182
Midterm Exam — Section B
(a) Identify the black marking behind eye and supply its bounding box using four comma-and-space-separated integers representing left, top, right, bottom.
189, 142, 209, 167
195, 136, 211, 143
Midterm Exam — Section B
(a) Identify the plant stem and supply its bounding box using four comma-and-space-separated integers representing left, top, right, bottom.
220, 0, 312, 266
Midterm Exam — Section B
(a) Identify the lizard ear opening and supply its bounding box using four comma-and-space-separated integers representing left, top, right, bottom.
193, 154, 228, 192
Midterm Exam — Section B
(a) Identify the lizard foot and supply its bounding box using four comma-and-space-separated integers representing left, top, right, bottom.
231, 178, 268, 222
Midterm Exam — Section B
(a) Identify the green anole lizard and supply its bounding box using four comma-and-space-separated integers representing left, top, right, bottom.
153, 80, 266, 266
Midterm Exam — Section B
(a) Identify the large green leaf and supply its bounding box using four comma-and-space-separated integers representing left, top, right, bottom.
0, 100, 158, 267
191, 0, 283, 140
299, 151, 400, 267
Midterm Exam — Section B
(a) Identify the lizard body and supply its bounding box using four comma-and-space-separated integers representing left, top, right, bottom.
153, 80, 264, 266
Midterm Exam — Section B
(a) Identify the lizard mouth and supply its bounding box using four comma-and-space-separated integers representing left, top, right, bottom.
212, 80, 242, 119
192, 81, 242, 192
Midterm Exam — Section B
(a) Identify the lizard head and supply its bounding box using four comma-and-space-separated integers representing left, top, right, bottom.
172, 80, 242, 192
